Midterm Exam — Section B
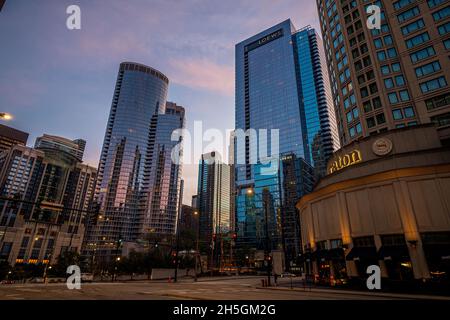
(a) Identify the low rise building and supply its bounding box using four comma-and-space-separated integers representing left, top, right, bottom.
296, 125, 450, 284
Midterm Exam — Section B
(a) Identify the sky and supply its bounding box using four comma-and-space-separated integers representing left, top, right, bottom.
0, 0, 320, 204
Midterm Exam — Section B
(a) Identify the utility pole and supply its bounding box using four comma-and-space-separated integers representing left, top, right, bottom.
173, 179, 184, 283
194, 210, 199, 281
263, 189, 272, 287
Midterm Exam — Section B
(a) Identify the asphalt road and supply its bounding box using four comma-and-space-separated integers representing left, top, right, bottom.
0, 277, 448, 300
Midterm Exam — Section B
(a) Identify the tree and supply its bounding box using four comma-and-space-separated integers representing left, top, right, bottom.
0, 261, 11, 281
52, 251, 80, 277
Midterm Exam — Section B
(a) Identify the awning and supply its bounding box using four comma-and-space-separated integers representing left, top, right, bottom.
423, 244, 450, 260
377, 246, 410, 260
345, 247, 377, 261
311, 248, 345, 261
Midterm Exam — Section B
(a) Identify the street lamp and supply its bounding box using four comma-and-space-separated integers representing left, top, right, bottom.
0, 113, 12, 120
193, 211, 200, 281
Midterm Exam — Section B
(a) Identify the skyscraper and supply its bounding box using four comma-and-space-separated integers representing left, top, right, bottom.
0, 137, 96, 266
140, 102, 185, 236
84, 62, 184, 262
316, 0, 450, 146
197, 151, 232, 265
234, 20, 339, 260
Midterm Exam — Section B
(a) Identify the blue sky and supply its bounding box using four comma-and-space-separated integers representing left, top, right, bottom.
0, 0, 320, 204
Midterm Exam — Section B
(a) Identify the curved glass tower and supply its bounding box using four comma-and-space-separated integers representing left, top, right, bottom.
85, 62, 171, 261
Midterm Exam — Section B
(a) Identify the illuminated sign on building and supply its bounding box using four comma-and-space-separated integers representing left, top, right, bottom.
327, 150, 362, 174
245, 29, 284, 52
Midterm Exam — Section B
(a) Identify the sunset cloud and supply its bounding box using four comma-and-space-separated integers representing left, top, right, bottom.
168, 58, 234, 96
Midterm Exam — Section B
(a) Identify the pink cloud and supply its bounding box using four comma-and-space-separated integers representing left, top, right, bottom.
168, 58, 234, 96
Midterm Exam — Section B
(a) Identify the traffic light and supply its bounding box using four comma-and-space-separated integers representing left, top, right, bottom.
212, 234, 216, 241
232, 233, 237, 240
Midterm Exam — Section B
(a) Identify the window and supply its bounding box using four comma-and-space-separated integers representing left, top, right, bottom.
431, 112, 450, 127
401, 19, 425, 36
415, 61, 441, 77
384, 78, 394, 89
420, 76, 447, 93
384, 35, 393, 46
361, 87, 369, 98
373, 97, 382, 109
410, 46, 435, 63
392, 63, 401, 72
374, 38, 383, 49
432, 6, 450, 22
404, 106, 415, 118
0, 242, 13, 259
394, 0, 416, 10
346, 111, 352, 123
363, 101, 372, 112
425, 93, 450, 110
400, 90, 410, 101
405, 32, 430, 48
349, 126, 356, 137
367, 117, 376, 128
397, 6, 420, 23
389, 93, 399, 104
376, 113, 386, 124
381, 65, 390, 75
387, 48, 397, 58
393, 109, 403, 120
377, 51, 386, 61
395, 75, 405, 86
428, 0, 446, 8
353, 236, 375, 247
444, 39, 450, 49
438, 22, 450, 35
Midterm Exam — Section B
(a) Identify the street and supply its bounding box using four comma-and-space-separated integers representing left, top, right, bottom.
1, 276, 449, 300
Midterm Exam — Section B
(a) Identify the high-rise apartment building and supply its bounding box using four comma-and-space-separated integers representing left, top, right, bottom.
0, 124, 28, 154
35, 134, 86, 162
140, 101, 185, 236
316, 0, 450, 147
84, 62, 184, 262
234, 20, 339, 258
0, 137, 96, 266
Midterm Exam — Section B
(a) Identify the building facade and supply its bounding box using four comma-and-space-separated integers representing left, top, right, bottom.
197, 152, 232, 247
0, 124, 28, 154
139, 102, 185, 236
316, 0, 450, 146
35, 134, 86, 162
84, 62, 184, 262
297, 125, 450, 284
234, 20, 339, 262
0, 138, 96, 266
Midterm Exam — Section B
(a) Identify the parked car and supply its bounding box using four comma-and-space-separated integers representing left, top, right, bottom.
0, 280, 14, 285
280, 272, 296, 278
29, 277, 45, 283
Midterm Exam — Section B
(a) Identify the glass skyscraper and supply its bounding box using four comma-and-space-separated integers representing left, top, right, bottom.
234, 20, 339, 266
84, 62, 184, 262
197, 151, 232, 267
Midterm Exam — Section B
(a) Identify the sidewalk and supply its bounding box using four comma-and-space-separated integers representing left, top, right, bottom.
257, 284, 450, 300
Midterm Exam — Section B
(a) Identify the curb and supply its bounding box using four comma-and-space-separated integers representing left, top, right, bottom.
256, 286, 450, 300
